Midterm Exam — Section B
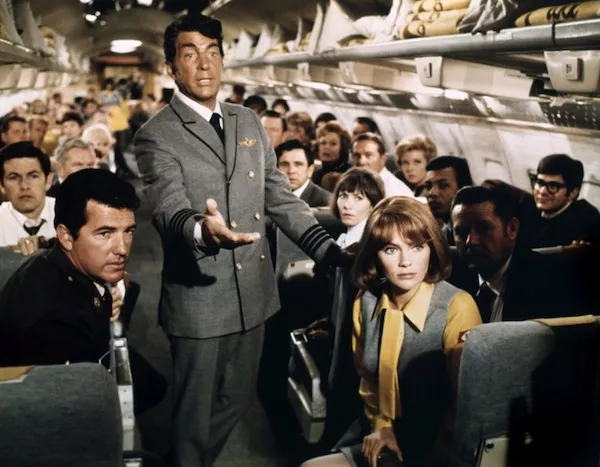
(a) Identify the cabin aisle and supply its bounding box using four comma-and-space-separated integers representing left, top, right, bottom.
126, 180, 288, 466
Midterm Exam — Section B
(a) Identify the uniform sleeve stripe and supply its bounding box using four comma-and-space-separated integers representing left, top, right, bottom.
308, 235, 330, 256
297, 224, 323, 248
170, 209, 201, 238
297, 224, 331, 256
304, 230, 329, 253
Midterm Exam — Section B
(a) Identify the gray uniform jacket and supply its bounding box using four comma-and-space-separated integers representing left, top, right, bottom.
135, 96, 334, 339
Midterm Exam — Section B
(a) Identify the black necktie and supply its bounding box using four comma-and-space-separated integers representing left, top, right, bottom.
23, 219, 46, 236
475, 282, 497, 324
209, 113, 225, 144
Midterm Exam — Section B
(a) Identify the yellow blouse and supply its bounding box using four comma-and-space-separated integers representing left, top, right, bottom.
352, 282, 482, 431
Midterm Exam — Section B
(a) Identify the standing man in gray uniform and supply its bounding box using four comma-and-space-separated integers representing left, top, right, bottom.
134, 13, 340, 467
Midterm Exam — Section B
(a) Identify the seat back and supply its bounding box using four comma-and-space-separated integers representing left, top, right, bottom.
0, 247, 29, 290
0, 363, 123, 467
287, 329, 327, 443
452, 317, 600, 467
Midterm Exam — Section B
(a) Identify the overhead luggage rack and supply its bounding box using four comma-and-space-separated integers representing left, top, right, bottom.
0, 38, 72, 73
225, 19, 600, 69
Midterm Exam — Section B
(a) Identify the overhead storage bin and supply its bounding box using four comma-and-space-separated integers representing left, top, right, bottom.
339, 60, 442, 94
15, 65, 36, 88
415, 56, 535, 99
545, 50, 600, 93
297, 62, 345, 87
0, 63, 21, 89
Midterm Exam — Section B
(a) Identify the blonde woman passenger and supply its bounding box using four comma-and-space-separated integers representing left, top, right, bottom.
395, 136, 437, 197
302, 197, 481, 467
82, 123, 115, 172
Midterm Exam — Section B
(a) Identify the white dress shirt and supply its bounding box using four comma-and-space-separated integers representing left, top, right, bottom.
0, 197, 57, 247
336, 219, 367, 248
292, 179, 310, 199
379, 167, 414, 198
176, 91, 224, 248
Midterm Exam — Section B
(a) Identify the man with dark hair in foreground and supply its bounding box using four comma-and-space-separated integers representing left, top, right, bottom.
0, 168, 139, 367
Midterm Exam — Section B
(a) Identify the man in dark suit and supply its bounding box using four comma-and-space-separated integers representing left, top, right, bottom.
451, 185, 596, 323
0, 169, 137, 366
529, 153, 600, 248
275, 139, 331, 208
134, 14, 341, 467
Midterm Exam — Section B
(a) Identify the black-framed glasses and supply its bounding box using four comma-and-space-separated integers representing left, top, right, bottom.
532, 177, 567, 194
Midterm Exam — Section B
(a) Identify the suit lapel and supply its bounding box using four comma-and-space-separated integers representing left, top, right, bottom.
169, 95, 226, 165
223, 105, 238, 181
300, 182, 314, 204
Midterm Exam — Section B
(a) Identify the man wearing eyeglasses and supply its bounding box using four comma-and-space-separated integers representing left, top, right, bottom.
530, 153, 600, 248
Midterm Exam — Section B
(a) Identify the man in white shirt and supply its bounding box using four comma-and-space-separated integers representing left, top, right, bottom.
351, 132, 413, 198
0, 141, 56, 254
275, 139, 331, 208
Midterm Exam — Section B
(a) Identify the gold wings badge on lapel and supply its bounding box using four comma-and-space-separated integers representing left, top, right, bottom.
238, 137, 257, 147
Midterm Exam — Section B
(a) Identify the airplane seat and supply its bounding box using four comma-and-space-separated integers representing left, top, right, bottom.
452, 317, 600, 467
0, 247, 30, 289
0, 363, 124, 467
287, 265, 361, 447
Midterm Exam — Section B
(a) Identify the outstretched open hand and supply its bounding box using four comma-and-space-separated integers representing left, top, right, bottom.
201, 198, 261, 249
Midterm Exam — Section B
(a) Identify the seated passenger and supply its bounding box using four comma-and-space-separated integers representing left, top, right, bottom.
331, 167, 385, 248
243, 94, 267, 115
313, 121, 352, 191
47, 139, 97, 198
315, 112, 338, 132
28, 115, 49, 150
261, 110, 286, 149
285, 110, 314, 147
0, 116, 29, 149
451, 185, 597, 323
82, 123, 116, 173
351, 116, 380, 138
530, 153, 600, 247
394, 135, 437, 196
271, 98, 290, 117
0, 169, 139, 367
423, 155, 473, 246
59, 111, 85, 144
0, 142, 56, 254
352, 132, 413, 198
276, 139, 331, 207
302, 197, 481, 467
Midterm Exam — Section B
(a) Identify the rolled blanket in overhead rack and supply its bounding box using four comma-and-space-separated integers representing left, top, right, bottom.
338, 35, 374, 47
266, 42, 290, 55
515, 1, 600, 27
297, 32, 311, 52
406, 8, 468, 22
412, 0, 471, 13
40, 26, 56, 57
400, 15, 464, 38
